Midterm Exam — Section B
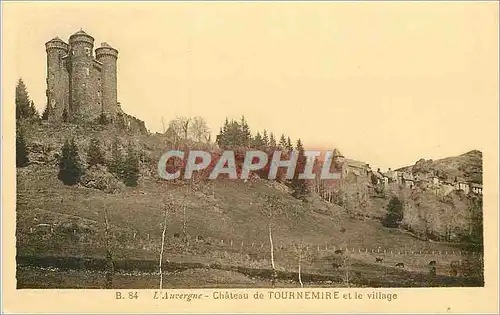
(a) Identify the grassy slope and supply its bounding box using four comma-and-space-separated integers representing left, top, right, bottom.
17, 165, 467, 262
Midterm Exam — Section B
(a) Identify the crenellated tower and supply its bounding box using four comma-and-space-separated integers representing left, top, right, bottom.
45, 37, 69, 121
95, 42, 118, 121
68, 29, 100, 122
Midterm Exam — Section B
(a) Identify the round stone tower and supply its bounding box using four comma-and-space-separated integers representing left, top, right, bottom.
68, 29, 96, 122
45, 37, 69, 121
95, 42, 118, 122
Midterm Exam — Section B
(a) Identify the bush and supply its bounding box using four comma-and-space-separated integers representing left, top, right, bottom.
58, 138, 83, 185
16, 127, 30, 168
382, 196, 404, 228
80, 165, 125, 193
87, 138, 105, 167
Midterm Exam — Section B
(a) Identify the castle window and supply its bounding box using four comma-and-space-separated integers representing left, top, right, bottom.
85, 47, 91, 56
82, 83, 86, 88
85, 67, 90, 76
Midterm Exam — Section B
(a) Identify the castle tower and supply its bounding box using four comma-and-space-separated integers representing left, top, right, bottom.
45, 37, 69, 121
95, 42, 118, 121
68, 29, 98, 122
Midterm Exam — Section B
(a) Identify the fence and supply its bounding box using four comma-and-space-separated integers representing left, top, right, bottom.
26, 223, 483, 259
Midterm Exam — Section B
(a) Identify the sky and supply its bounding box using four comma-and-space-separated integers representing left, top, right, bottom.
4, 2, 499, 170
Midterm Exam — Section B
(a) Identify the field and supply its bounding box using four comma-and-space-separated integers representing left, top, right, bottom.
16, 164, 483, 288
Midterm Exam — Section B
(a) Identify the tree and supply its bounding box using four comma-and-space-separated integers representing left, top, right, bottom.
103, 208, 114, 289
253, 132, 264, 148
262, 130, 269, 148
293, 242, 312, 288
291, 138, 309, 199
167, 116, 190, 140
159, 199, 174, 289
189, 116, 210, 142
58, 138, 83, 186
263, 194, 284, 288
108, 137, 124, 179
41, 104, 51, 120
28, 101, 39, 120
87, 138, 105, 168
279, 134, 287, 150
16, 127, 29, 167
269, 132, 277, 149
382, 196, 404, 227
16, 78, 38, 120
122, 142, 140, 187
286, 137, 293, 151
240, 116, 252, 147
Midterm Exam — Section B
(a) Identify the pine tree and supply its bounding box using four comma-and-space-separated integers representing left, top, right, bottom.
286, 137, 293, 151
263, 130, 269, 148
87, 138, 105, 168
291, 138, 309, 199
269, 132, 277, 148
123, 142, 140, 187
28, 101, 39, 120
382, 196, 404, 228
240, 116, 252, 147
279, 134, 287, 150
58, 138, 83, 186
253, 132, 264, 148
16, 78, 38, 120
16, 127, 29, 168
216, 127, 225, 147
108, 137, 124, 179
41, 103, 51, 120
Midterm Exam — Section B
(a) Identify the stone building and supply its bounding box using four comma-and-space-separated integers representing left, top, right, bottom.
45, 29, 146, 133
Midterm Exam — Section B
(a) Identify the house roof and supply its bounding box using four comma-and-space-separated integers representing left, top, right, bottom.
346, 159, 368, 169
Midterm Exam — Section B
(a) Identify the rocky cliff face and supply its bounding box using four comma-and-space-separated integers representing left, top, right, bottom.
397, 150, 483, 184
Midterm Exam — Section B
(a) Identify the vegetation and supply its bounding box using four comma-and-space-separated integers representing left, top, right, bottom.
16, 78, 39, 121
123, 142, 140, 187
16, 126, 30, 168
382, 196, 404, 228
58, 138, 83, 186
87, 138, 106, 168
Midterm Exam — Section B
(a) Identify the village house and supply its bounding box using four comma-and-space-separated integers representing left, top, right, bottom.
470, 183, 483, 195
455, 177, 470, 194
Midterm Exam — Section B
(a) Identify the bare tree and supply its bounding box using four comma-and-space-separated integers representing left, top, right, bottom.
189, 116, 210, 142
263, 194, 284, 288
103, 209, 114, 289
342, 254, 351, 288
159, 199, 174, 290
167, 116, 191, 140
293, 242, 311, 288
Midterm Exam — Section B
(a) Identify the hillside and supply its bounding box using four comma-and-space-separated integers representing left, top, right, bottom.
15, 121, 484, 288
396, 150, 483, 184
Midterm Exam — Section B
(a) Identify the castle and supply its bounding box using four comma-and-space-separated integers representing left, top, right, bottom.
45, 29, 146, 133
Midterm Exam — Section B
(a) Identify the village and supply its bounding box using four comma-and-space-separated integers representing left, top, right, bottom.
325, 148, 483, 196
